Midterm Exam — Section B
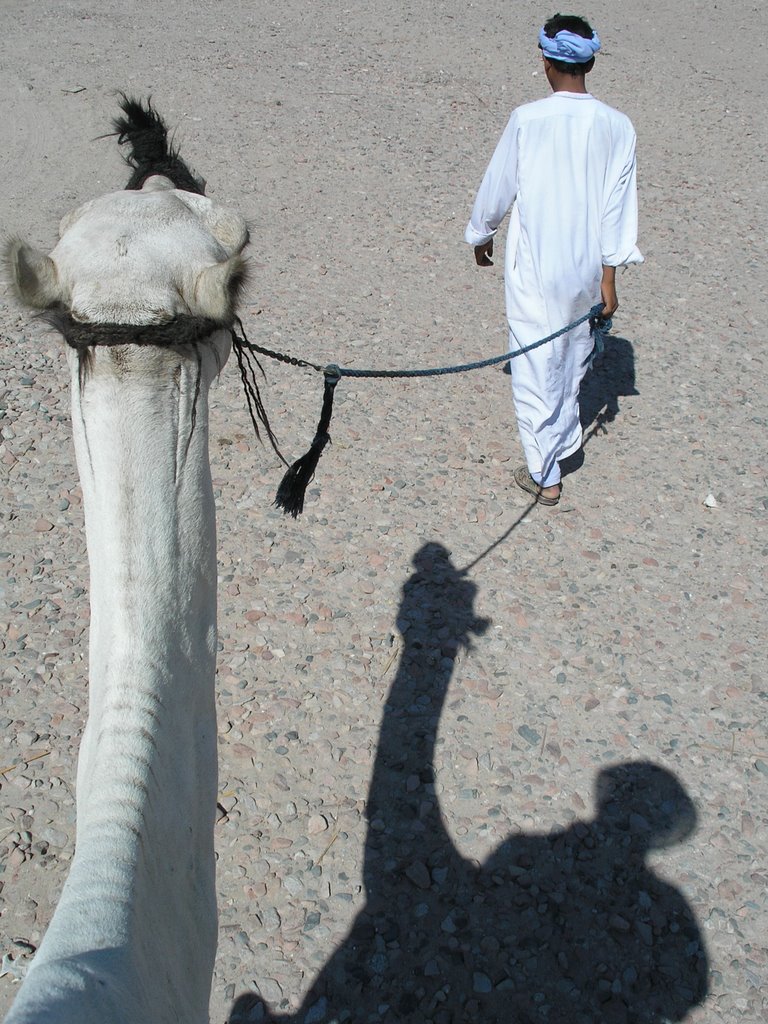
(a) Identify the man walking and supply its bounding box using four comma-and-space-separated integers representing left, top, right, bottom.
466, 13, 642, 505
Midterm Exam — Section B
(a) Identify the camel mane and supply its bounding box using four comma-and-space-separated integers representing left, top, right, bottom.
110, 94, 206, 195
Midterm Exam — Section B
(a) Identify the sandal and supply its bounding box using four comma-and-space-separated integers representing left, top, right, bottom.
514, 465, 561, 506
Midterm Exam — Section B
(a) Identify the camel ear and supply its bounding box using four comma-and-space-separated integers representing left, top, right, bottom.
172, 193, 249, 256
203, 207, 249, 257
189, 254, 248, 323
4, 238, 64, 309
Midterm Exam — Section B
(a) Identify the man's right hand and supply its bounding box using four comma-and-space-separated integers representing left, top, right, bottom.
474, 240, 494, 266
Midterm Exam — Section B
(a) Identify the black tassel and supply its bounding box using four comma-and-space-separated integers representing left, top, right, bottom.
275, 365, 341, 517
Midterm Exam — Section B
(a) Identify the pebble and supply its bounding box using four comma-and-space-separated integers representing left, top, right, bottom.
517, 725, 541, 746
302, 911, 321, 933
255, 979, 282, 1004
261, 908, 281, 934
404, 862, 431, 890
282, 875, 303, 896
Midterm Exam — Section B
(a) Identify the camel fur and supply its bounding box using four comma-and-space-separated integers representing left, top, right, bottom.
4, 96, 249, 1024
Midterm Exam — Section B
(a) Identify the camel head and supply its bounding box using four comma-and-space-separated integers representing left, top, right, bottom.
5, 96, 284, 494
5, 97, 249, 337
5, 184, 248, 331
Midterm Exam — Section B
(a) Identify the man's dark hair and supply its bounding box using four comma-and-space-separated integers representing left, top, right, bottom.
540, 12, 596, 76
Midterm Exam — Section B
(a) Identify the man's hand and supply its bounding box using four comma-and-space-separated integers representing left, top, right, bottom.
600, 265, 618, 317
474, 240, 494, 267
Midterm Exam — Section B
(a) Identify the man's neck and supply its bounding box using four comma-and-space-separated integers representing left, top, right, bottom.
545, 63, 589, 94
551, 77, 588, 94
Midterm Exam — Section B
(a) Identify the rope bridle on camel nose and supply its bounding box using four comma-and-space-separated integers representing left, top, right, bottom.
44, 309, 286, 468
49, 304, 611, 519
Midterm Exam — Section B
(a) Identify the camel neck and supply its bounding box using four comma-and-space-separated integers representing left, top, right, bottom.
69, 340, 226, 797
10, 337, 229, 1024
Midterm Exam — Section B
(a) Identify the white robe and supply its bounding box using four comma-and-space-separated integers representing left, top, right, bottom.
466, 91, 642, 486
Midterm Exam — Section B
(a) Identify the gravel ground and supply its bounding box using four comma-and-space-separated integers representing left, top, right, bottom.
1, 2, 766, 1022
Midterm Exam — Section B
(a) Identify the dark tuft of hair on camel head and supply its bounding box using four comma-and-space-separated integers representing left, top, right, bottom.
111, 94, 206, 195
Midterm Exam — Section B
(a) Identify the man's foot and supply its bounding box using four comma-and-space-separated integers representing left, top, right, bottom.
514, 465, 561, 505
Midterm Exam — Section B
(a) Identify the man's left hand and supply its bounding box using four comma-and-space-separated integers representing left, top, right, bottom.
600, 265, 618, 317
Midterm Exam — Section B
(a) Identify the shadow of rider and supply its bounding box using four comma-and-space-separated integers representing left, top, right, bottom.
231, 543, 707, 1023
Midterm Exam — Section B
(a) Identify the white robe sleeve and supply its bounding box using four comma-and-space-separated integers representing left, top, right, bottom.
601, 129, 643, 267
465, 111, 520, 247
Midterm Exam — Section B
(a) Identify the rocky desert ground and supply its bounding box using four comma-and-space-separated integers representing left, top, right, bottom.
1, 1, 766, 1021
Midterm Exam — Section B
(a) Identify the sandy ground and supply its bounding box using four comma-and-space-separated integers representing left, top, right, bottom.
1, 1, 766, 1021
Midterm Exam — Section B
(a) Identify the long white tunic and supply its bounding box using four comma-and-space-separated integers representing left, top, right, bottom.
466, 91, 642, 485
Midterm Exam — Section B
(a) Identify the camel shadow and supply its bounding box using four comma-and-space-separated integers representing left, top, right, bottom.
230, 542, 707, 1024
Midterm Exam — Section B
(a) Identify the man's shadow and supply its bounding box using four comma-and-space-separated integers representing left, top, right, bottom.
502, 334, 637, 478
231, 543, 707, 1024
578, 334, 638, 439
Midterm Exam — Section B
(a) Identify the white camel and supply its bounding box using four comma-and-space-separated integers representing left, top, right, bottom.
4, 98, 250, 1024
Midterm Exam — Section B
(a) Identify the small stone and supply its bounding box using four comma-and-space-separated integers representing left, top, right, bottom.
369, 952, 388, 975
282, 875, 303, 896
517, 724, 541, 746
261, 907, 281, 933
40, 827, 68, 848
303, 910, 322, 932
405, 861, 431, 889
0, 953, 27, 981
9, 846, 26, 868
256, 978, 283, 1003
308, 814, 328, 835
33, 519, 53, 532
473, 972, 493, 993
703, 494, 717, 508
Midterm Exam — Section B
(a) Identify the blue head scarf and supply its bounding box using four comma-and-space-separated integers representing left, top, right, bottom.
538, 26, 601, 64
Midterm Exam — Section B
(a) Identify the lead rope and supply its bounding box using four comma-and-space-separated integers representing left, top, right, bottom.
233, 305, 610, 517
